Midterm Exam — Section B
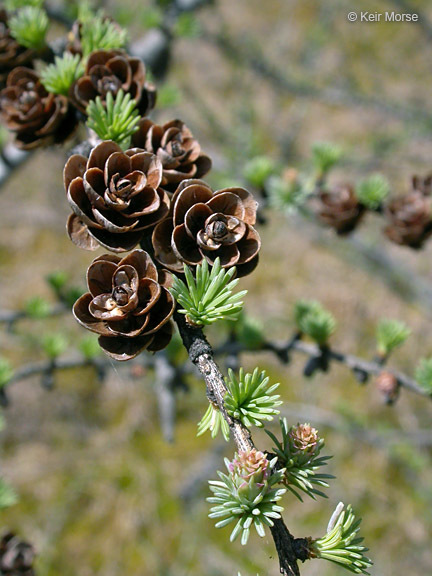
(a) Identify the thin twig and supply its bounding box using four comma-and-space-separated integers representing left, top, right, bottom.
7, 355, 105, 387
174, 312, 304, 576
213, 333, 429, 399
0, 304, 67, 327
4, 318, 427, 402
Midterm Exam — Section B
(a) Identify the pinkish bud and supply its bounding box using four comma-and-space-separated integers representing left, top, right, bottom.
289, 423, 319, 453
230, 449, 270, 495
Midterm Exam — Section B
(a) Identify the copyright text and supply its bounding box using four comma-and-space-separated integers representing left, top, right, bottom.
347, 11, 419, 22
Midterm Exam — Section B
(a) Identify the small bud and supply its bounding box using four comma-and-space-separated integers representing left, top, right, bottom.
266, 418, 332, 500
289, 423, 319, 454
376, 371, 400, 404
230, 449, 270, 495
208, 450, 286, 545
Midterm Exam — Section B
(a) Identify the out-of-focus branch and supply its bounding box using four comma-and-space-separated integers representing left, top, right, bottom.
203, 27, 432, 134
0, 304, 67, 328
213, 331, 430, 400
1, 353, 155, 406
6, 355, 106, 388
2, 306, 428, 403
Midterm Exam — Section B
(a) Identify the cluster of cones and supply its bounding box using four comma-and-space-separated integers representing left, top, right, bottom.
314, 175, 432, 249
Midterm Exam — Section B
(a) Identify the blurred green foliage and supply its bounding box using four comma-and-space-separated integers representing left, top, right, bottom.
9, 6, 48, 50
294, 300, 337, 345
42, 333, 68, 359
414, 358, 432, 395
24, 296, 51, 319
0, 358, 13, 388
311, 142, 343, 177
376, 319, 411, 357
356, 174, 390, 210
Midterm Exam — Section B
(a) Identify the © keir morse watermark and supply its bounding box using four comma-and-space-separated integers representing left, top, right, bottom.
347, 11, 419, 23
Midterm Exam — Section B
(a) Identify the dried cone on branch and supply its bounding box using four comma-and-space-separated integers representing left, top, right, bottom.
0, 10, 34, 88
376, 371, 400, 404
73, 250, 175, 360
131, 118, 211, 193
64, 141, 170, 252
315, 185, 364, 235
384, 191, 432, 248
152, 179, 261, 276
0, 533, 35, 576
0, 68, 76, 149
412, 174, 432, 196
70, 50, 156, 115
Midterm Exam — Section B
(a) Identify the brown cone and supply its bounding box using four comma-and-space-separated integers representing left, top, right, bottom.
0, 533, 35, 576
64, 141, 170, 252
131, 119, 211, 193
384, 191, 432, 248
0, 67, 77, 149
70, 49, 156, 115
315, 185, 364, 235
0, 10, 34, 88
412, 174, 432, 196
152, 179, 261, 276
73, 250, 175, 360
376, 371, 400, 404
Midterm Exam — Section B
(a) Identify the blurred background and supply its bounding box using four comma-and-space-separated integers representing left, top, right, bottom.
1, 0, 432, 574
